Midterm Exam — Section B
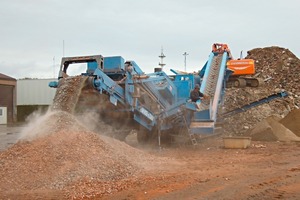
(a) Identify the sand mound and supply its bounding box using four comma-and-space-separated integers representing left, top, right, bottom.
246, 119, 277, 141
266, 117, 300, 142
280, 109, 300, 137
247, 115, 300, 142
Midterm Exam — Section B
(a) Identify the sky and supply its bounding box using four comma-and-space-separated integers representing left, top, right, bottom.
0, 0, 300, 79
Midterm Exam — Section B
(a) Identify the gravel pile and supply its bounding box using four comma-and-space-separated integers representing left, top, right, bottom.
0, 76, 168, 199
223, 46, 300, 135
0, 113, 137, 187
0, 110, 156, 198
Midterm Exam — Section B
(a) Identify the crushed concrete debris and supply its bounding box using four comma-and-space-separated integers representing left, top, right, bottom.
0, 76, 170, 199
223, 46, 300, 137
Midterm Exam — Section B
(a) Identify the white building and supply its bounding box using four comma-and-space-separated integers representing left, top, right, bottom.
17, 79, 57, 121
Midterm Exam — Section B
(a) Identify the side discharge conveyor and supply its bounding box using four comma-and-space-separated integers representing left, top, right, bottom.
221, 91, 288, 118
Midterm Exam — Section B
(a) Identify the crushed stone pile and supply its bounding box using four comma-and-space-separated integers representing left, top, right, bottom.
0, 111, 160, 198
245, 114, 300, 142
223, 46, 300, 135
0, 76, 169, 199
0, 112, 134, 187
247, 46, 300, 97
280, 109, 300, 137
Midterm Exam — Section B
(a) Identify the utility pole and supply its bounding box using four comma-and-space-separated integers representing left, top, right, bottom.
183, 52, 189, 71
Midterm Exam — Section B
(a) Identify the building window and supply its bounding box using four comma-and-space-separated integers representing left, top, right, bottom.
0, 109, 2, 116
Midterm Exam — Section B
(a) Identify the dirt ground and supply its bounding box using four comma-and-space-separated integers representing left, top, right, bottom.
101, 138, 300, 200
1, 126, 300, 200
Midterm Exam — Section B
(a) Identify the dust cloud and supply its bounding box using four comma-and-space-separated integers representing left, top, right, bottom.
17, 75, 131, 142
19, 75, 100, 141
19, 109, 55, 141
19, 110, 89, 141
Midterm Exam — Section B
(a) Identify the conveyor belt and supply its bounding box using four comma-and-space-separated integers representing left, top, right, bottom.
198, 54, 223, 111
221, 91, 288, 118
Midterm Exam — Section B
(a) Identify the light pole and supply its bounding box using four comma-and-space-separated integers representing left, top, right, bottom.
183, 52, 189, 71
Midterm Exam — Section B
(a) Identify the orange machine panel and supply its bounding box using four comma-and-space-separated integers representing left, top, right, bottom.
227, 59, 255, 76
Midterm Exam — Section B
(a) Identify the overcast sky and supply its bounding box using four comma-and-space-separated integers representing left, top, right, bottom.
1, 0, 299, 79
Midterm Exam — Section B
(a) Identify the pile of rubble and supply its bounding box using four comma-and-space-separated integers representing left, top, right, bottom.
0, 76, 169, 199
280, 108, 300, 136
247, 46, 300, 97
246, 110, 300, 142
0, 111, 159, 198
223, 46, 300, 135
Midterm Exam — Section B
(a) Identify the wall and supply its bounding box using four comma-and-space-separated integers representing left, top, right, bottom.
17, 79, 57, 105
16, 79, 57, 122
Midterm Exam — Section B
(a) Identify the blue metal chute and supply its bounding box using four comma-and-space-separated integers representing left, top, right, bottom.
125, 60, 144, 75
199, 60, 208, 78
199, 52, 215, 95
93, 68, 125, 105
